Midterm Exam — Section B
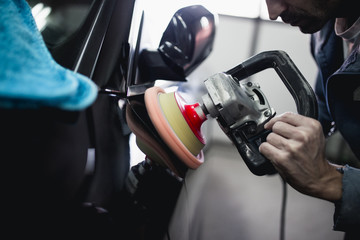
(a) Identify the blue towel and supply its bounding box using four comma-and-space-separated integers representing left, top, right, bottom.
0, 0, 98, 110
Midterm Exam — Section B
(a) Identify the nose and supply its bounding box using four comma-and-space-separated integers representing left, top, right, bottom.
265, 0, 287, 20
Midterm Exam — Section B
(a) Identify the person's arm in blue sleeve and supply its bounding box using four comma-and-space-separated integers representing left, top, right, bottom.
333, 165, 360, 232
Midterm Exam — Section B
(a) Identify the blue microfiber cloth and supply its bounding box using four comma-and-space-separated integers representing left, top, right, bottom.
0, 0, 98, 110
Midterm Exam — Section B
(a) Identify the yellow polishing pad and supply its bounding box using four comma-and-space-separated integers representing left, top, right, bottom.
158, 92, 204, 156
144, 86, 205, 169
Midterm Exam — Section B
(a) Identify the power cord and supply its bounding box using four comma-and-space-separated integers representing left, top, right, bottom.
280, 176, 288, 240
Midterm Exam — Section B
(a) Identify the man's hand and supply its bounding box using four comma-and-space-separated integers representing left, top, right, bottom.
259, 112, 343, 202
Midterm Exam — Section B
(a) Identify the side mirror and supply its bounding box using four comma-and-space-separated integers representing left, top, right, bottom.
158, 5, 216, 77
138, 5, 217, 84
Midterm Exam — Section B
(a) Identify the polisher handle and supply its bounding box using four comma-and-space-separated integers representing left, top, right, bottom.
226, 50, 318, 118
226, 50, 318, 176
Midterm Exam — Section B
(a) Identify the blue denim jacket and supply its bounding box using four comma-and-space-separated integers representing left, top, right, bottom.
311, 19, 360, 233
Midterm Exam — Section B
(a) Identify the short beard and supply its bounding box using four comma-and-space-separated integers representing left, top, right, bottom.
280, 7, 330, 34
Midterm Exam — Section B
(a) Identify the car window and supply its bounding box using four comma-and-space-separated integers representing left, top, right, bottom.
27, 0, 94, 46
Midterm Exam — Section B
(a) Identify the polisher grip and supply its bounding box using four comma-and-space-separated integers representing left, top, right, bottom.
237, 142, 276, 176
229, 127, 277, 176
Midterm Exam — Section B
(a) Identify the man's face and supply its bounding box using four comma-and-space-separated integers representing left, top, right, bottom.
265, 0, 340, 33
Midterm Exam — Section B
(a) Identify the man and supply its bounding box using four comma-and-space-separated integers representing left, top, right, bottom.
259, 0, 360, 237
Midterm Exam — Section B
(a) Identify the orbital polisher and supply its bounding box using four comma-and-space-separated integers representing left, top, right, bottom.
126, 50, 318, 178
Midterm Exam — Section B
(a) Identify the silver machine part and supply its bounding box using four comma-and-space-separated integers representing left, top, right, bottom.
201, 72, 275, 133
